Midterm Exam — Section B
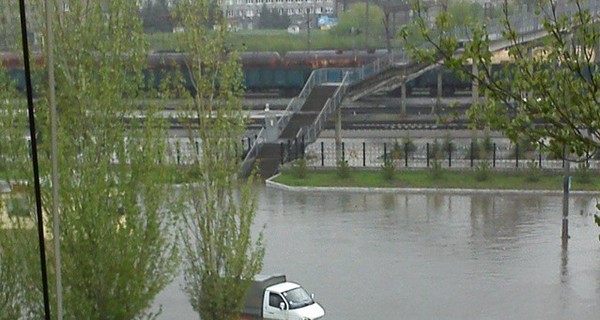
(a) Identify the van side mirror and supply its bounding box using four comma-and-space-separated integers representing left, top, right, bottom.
279, 302, 286, 310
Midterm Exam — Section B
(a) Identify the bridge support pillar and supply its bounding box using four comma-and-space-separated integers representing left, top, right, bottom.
471, 62, 479, 107
335, 105, 342, 163
264, 113, 279, 142
400, 78, 407, 115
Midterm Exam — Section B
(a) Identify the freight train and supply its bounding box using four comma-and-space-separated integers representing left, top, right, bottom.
7, 50, 590, 98
0, 50, 386, 96
147, 50, 387, 95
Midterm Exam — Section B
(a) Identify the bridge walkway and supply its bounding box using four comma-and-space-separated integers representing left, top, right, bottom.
254, 85, 338, 178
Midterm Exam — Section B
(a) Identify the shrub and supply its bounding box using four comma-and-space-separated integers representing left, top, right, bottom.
475, 160, 491, 181
390, 136, 417, 161
403, 135, 417, 158
574, 162, 592, 184
466, 137, 481, 160
430, 159, 444, 180
442, 134, 456, 155
336, 160, 351, 179
510, 136, 537, 159
525, 160, 542, 182
390, 140, 403, 160
431, 138, 443, 160
292, 158, 307, 179
481, 132, 493, 156
381, 157, 395, 181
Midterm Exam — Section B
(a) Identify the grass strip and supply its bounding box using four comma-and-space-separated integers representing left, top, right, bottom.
272, 169, 600, 191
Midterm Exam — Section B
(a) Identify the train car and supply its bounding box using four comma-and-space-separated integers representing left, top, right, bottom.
239, 52, 288, 93
283, 49, 386, 68
0, 51, 44, 93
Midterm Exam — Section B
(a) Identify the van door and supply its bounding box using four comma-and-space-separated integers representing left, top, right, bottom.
264, 291, 288, 320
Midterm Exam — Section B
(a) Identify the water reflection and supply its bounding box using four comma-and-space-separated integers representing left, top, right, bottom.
154, 190, 600, 320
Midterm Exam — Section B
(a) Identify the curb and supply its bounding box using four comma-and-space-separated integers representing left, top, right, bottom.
265, 174, 600, 196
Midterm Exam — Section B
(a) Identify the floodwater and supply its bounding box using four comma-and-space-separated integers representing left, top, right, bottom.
154, 187, 600, 320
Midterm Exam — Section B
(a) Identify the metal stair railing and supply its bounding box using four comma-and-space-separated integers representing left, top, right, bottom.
302, 71, 351, 144
240, 4, 600, 176
240, 68, 337, 176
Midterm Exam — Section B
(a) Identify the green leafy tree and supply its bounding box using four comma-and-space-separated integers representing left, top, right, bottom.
332, 2, 384, 37
405, 0, 600, 238
258, 5, 291, 29
140, 0, 176, 33
174, 1, 265, 319
1, 1, 179, 318
405, 0, 600, 158
446, 1, 484, 27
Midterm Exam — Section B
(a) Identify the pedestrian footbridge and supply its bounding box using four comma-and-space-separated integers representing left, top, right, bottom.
241, 2, 600, 179
242, 74, 342, 178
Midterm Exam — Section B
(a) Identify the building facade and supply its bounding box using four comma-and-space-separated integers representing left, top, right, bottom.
220, 0, 335, 30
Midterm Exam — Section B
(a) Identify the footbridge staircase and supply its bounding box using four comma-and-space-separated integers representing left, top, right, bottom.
241, 70, 348, 178
241, 1, 600, 179
345, 1, 600, 101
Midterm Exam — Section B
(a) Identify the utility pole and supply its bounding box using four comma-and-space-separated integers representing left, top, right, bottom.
18, 1, 52, 319
307, 7, 311, 53
365, 0, 369, 50
46, 0, 64, 318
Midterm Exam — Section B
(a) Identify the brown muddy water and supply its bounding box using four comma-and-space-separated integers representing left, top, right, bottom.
154, 187, 600, 320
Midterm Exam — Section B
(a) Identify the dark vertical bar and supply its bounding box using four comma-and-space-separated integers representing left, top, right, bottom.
301, 136, 305, 158
280, 142, 285, 164
196, 141, 200, 156
470, 141, 474, 168
176, 143, 181, 165
294, 137, 298, 161
18, 1, 51, 318
362, 142, 366, 167
426, 142, 430, 167
493, 143, 496, 168
539, 147, 542, 167
287, 139, 291, 161
404, 143, 408, 167
247, 137, 251, 151
321, 141, 324, 166
448, 143, 452, 167
586, 150, 589, 167
516, 143, 519, 168
342, 142, 345, 161
383, 143, 387, 162
562, 145, 566, 168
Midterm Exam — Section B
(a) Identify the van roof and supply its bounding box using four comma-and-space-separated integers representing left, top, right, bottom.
268, 281, 300, 293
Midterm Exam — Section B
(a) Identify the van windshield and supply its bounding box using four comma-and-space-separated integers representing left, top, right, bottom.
282, 287, 314, 310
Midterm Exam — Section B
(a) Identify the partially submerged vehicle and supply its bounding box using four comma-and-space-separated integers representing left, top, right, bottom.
241, 274, 325, 320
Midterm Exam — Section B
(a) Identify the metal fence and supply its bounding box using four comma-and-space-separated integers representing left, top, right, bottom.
297, 140, 598, 171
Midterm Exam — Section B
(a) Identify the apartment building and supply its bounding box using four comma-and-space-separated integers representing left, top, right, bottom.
220, 0, 336, 29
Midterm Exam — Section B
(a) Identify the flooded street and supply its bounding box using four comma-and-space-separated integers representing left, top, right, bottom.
154, 187, 600, 320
